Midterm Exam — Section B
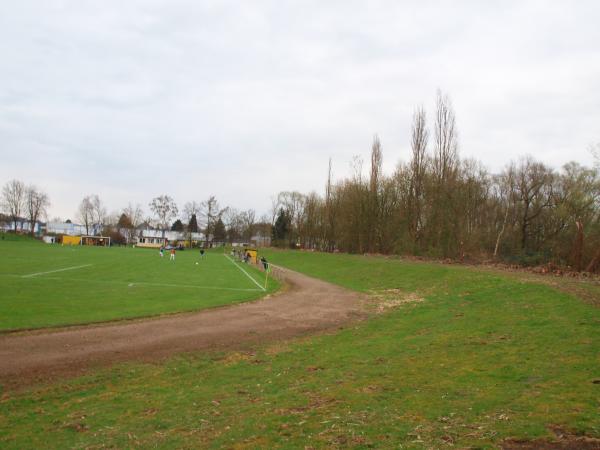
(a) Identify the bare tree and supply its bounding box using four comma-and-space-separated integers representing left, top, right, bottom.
90, 195, 106, 233
493, 168, 515, 259
240, 209, 256, 241
149, 195, 178, 232
223, 207, 243, 243
200, 196, 226, 245
182, 201, 203, 246
556, 162, 600, 271
183, 201, 201, 221
269, 196, 281, 226
117, 212, 134, 244
254, 91, 600, 269
119, 203, 144, 244
368, 135, 383, 252
300, 191, 323, 249
2, 180, 26, 232
25, 186, 50, 236
277, 191, 306, 247
369, 135, 383, 194
408, 107, 428, 244
513, 157, 555, 250
427, 90, 461, 256
433, 89, 458, 183
77, 196, 94, 235
123, 203, 144, 228
324, 157, 337, 251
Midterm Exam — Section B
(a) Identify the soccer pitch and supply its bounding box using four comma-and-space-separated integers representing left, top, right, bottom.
0, 239, 278, 331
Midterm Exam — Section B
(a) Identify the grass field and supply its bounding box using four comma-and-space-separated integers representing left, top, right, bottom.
0, 238, 278, 331
1, 249, 599, 448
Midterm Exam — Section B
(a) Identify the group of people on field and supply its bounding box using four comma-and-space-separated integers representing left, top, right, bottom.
230, 248, 269, 271
232, 249, 253, 264
159, 246, 176, 260
157, 245, 268, 271
159, 246, 205, 261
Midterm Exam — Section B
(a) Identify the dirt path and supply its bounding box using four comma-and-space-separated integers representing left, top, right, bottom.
0, 267, 367, 389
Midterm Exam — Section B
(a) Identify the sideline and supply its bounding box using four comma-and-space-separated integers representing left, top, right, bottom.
21, 264, 93, 278
224, 254, 266, 291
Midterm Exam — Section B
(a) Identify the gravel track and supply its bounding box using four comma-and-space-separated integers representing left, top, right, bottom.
0, 266, 367, 389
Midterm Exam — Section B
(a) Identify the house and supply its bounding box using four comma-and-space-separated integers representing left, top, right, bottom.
1, 215, 45, 236
251, 232, 271, 248
134, 224, 205, 248
46, 221, 101, 236
136, 228, 167, 248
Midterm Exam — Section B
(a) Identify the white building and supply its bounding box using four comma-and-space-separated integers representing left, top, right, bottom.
1, 217, 44, 235
46, 221, 100, 236
135, 227, 205, 248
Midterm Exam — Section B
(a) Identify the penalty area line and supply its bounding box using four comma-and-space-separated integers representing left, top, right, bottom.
32, 276, 263, 292
224, 254, 266, 291
21, 264, 93, 278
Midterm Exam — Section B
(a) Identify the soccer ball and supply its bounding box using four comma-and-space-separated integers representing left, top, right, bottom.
195, 262, 199, 265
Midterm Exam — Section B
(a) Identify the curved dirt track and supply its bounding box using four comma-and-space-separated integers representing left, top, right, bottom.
0, 266, 367, 389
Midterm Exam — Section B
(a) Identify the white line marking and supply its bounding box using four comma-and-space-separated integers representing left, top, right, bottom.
224, 254, 266, 291
21, 264, 93, 278
134, 280, 261, 292
27, 276, 262, 292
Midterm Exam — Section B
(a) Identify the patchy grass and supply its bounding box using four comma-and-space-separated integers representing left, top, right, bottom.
0, 241, 278, 330
0, 250, 598, 448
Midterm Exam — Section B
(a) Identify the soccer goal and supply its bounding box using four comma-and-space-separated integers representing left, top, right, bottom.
81, 236, 111, 246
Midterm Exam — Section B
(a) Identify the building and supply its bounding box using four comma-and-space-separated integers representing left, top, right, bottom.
46, 221, 101, 236
0, 216, 45, 236
251, 232, 272, 247
134, 225, 205, 248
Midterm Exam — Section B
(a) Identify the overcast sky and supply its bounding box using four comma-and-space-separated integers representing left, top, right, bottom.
1, 0, 599, 221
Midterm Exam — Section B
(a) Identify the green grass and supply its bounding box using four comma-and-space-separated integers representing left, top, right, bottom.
0, 232, 38, 242
1, 250, 598, 448
0, 240, 278, 330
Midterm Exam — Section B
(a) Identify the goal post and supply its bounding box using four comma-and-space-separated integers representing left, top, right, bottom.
81, 236, 111, 247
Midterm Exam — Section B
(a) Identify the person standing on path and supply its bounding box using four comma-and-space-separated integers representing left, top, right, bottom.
260, 256, 269, 271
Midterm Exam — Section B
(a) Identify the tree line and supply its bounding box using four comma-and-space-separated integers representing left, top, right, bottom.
0, 180, 50, 236
73, 194, 269, 246
271, 91, 600, 271
0, 184, 265, 247
3, 90, 598, 269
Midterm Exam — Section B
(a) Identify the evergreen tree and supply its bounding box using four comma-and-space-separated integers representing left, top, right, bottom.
171, 219, 184, 231
272, 208, 290, 247
188, 214, 199, 232
117, 213, 133, 229
213, 217, 226, 241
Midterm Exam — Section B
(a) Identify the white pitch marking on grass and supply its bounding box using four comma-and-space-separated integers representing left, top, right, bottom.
135, 281, 262, 292
34, 276, 263, 292
224, 254, 266, 291
21, 264, 93, 278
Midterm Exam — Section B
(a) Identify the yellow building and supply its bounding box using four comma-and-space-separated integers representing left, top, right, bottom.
62, 235, 81, 246
244, 248, 258, 264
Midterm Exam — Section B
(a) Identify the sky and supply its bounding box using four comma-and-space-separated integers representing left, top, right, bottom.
1, 0, 599, 221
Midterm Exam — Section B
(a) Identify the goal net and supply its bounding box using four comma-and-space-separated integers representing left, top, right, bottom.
81, 236, 111, 247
